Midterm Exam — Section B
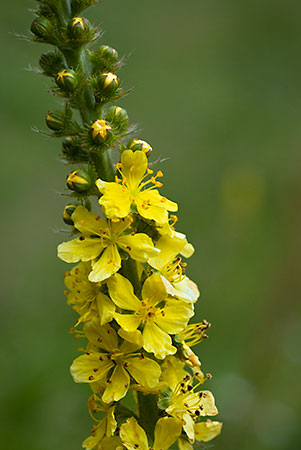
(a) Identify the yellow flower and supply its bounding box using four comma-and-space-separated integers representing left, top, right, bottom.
57, 206, 159, 282
70, 320, 161, 403
64, 262, 115, 326
107, 273, 193, 359
165, 378, 218, 443
82, 400, 117, 450
119, 416, 182, 450
177, 421, 222, 449
96, 150, 177, 224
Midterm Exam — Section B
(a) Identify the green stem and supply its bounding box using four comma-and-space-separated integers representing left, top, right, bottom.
121, 257, 141, 296
91, 149, 115, 181
137, 392, 159, 443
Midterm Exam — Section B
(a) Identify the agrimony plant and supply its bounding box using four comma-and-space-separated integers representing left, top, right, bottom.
28, 1, 222, 448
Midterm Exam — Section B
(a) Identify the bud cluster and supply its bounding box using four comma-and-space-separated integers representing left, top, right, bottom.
29, 1, 222, 449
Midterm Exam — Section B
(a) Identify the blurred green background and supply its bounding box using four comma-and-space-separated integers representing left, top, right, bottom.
1, 0, 301, 449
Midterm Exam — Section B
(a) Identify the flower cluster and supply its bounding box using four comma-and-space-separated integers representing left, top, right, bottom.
29, 0, 222, 449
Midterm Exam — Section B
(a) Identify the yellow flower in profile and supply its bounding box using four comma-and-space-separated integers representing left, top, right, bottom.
58, 206, 159, 282
107, 272, 193, 359
119, 416, 182, 450
96, 150, 178, 224
82, 400, 117, 450
165, 378, 218, 443
70, 320, 161, 403
64, 262, 115, 326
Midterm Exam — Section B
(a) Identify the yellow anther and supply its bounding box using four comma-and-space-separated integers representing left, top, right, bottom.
156, 170, 163, 177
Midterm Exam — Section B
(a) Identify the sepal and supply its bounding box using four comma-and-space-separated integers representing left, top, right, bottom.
105, 106, 128, 131
62, 136, 89, 163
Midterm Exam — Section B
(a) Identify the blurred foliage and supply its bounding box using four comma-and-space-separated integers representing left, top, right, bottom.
1, 0, 301, 449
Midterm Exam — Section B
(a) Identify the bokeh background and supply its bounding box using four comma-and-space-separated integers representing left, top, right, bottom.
1, 0, 301, 449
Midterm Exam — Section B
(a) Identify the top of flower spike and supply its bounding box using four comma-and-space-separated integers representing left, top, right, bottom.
96, 150, 178, 224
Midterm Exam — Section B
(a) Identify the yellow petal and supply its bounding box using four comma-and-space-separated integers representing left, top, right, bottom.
89, 245, 121, 282
182, 412, 195, 442
161, 356, 187, 391
172, 276, 200, 303
102, 364, 130, 403
96, 292, 115, 325
117, 233, 160, 262
58, 237, 104, 263
107, 273, 141, 310
118, 329, 144, 348
148, 231, 190, 270
119, 417, 148, 450
114, 313, 141, 332
84, 321, 118, 352
195, 420, 222, 442
97, 180, 132, 220
153, 417, 182, 450
70, 353, 114, 383
106, 406, 117, 437
72, 205, 107, 235
199, 391, 219, 416
136, 189, 178, 224
155, 299, 193, 334
181, 242, 194, 258
127, 356, 161, 387
141, 273, 168, 305
121, 150, 147, 190
110, 216, 132, 236
143, 321, 176, 359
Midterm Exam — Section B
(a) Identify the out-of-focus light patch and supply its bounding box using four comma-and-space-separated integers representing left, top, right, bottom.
213, 372, 255, 422
253, 401, 298, 448
279, 315, 301, 365
221, 166, 266, 221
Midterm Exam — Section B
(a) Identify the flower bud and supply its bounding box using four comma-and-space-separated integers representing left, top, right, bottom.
128, 139, 152, 156
30, 16, 52, 39
90, 120, 112, 144
46, 110, 65, 131
56, 69, 77, 91
105, 106, 128, 130
62, 136, 88, 162
39, 51, 65, 77
63, 204, 78, 225
67, 170, 92, 192
99, 45, 118, 62
68, 17, 90, 37
98, 72, 119, 95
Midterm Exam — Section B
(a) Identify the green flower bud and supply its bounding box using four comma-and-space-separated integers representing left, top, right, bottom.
63, 204, 78, 225
62, 136, 89, 162
30, 16, 52, 39
128, 139, 152, 156
56, 69, 77, 91
98, 72, 119, 95
90, 45, 119, 72
39, 51, 65, 77
105, 106, 128, 130
68, 16, 90, 38
90, 120, 112, 144
46, 110, 66, 131
67, 170, 92, 192
100, 44, 118, 60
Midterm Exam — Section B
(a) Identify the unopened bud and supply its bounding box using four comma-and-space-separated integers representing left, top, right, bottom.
90, 120, 112, 144
46, 110, 65, 131
105, 106, 128, 130
67, 170, 92, 192
56, 69, 77, 91
129, 139, 152, 156
98, 72, 119, 95
99, 45, 118, 62
63, 204, 78, 225
39, 51, 65, 77
30, 16, 52, 39
62, 136, 88, 162
68, 16, 90, 38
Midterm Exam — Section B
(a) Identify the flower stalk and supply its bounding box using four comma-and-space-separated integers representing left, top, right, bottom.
28, 0, 222, 448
